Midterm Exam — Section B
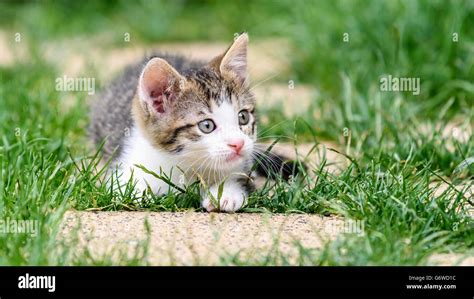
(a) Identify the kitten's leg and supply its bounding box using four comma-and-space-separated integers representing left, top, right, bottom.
116, 165, 170, 204
111, 166, 148, 204
201, 177, 254, 213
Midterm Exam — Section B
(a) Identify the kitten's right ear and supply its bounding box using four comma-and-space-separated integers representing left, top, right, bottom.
138, 58, 185, 115
210, 33, 249, 86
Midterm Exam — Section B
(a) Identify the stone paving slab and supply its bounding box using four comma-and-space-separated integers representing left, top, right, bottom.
60, 211, 345, 265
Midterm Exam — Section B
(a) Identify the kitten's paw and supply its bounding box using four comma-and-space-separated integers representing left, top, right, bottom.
201, 196, 218, 212
202, 183, 247, 213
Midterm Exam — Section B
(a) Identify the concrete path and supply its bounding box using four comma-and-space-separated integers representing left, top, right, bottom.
60, 211, 344, 265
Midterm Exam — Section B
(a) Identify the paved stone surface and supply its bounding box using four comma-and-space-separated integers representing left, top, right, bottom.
426, 253, 474, 266
60, 211, 345, 265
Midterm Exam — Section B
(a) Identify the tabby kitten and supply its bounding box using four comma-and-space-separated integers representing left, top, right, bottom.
90, 33, 285, 212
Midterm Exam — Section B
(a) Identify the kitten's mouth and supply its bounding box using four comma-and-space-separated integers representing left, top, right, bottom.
225, 152, 242, 162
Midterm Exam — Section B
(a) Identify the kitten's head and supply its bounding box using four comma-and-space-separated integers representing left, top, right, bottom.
133, 33, 256, 176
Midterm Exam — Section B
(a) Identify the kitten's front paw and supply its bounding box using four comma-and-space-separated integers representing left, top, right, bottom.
201, 183, 247, 213
201, 196, 217, 212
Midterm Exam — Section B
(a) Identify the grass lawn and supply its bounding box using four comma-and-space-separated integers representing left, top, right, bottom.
0, 0, 473, 265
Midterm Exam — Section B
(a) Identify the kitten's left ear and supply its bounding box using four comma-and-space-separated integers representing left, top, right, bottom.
138, 58, 185, 115
212, 33, 249, 86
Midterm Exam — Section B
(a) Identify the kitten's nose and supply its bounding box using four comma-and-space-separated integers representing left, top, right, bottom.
227, 139, 245, 154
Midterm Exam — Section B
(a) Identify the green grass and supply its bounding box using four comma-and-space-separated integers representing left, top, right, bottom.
0, 0, 473, 265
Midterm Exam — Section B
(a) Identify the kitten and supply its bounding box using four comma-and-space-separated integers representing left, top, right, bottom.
90, 33, 292, 212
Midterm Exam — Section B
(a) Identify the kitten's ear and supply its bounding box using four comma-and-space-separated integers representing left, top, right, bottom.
138, 58, 185, 114
212, 33, 248, 86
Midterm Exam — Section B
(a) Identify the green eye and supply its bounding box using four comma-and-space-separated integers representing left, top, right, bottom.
198, 119, 216, 133
238, 110, 250, 125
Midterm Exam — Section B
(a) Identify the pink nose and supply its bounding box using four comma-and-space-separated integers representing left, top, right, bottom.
227, 139, 244, 154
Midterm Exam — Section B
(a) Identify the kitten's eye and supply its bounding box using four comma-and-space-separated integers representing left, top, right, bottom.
238, 110, 250, 125
198, 119, 216, 134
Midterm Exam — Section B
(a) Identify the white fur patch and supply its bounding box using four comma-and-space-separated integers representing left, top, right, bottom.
115, 127, 183, 195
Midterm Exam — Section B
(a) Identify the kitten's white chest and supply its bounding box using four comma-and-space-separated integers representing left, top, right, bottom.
116, 127, 182, 194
